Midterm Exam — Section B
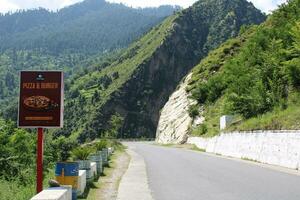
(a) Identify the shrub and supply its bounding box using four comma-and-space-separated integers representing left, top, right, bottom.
72, 147, 92, 160
192, 84, 208, 103
198, 124, 208, 135
192, 74, 225, 104
51, 136, 78, 162
95, 139, 108, 151
188, 104, 199, 118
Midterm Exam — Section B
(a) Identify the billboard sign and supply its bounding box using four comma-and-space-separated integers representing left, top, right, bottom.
18, 71, 64, 128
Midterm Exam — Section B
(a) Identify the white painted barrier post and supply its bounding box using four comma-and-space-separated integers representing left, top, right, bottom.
220, 115, 233, 130
90, 162, 97, 179
77, 170, 87, 196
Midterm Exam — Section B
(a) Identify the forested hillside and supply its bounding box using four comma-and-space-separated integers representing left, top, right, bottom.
60, 0, 265, 141
0, 0, 179, 117
187, 0, 300, 137
0, 0, 179, 54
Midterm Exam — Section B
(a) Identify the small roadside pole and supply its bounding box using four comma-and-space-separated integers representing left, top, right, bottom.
18, 71, 64, 194
36, 127, 44, 193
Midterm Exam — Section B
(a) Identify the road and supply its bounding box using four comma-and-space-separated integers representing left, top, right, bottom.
120, 142, 300, 200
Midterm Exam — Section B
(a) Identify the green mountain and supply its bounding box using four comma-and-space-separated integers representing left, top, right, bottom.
187, 0, 300, 137
60, 0, 265, 141
0, 0, 179, 116
0, 0, 179, 54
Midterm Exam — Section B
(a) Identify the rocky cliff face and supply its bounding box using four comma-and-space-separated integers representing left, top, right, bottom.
156, 73, 197, 144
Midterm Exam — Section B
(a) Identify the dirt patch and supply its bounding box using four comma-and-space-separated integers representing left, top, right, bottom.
83, 149, 130, 200
98, 150, 130, 200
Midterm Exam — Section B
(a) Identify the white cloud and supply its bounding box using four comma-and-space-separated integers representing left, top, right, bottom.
0, 0, 83, 13
249, 0, 287, 13
60, 0, 84, 9
107, 0, 195, 8
107, 0, 287, 13
0, 0, 288, 14
0, 0, 20, 13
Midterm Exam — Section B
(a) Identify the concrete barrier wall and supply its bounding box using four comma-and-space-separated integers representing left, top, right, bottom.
187, 131, 300, 170
31, 186, 72, 200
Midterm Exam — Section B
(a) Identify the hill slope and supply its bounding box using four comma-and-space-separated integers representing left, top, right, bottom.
61, 0, 265, 141
157, 0, 300, 143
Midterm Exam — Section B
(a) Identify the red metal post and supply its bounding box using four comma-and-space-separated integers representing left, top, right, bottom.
36, 128, 44, 194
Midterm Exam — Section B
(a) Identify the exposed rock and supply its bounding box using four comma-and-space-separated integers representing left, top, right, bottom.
192, 115, 205, 127
48, 179, 60, 187
156, 73, 196, 144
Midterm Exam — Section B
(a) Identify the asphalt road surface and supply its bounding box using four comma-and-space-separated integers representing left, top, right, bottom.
125, 142, 300, 200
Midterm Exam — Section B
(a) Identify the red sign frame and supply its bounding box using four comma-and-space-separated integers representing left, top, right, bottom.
18, 71, 64, 128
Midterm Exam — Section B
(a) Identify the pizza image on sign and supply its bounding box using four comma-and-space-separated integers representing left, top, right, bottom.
23, 96, 59, 111
18, 71, 64, 128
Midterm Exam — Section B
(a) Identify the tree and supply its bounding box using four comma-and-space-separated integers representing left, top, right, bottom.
106, 113, 124, 138
285, 22, 300, 88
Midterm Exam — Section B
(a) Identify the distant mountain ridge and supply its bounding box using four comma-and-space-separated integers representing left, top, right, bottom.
0, 0, 180, 54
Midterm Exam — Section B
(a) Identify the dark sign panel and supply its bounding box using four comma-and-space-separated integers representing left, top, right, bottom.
18, 71, 64, 128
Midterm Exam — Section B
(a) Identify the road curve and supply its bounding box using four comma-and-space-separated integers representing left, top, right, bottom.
122, 142, 300, 200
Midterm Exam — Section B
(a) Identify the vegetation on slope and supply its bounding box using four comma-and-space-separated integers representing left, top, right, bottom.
0, 118, 78, 200
61, 14, 178, 141
0, 115, 123, 199
61, 0, 265, 141
0, 0, 177, 120
0, 0, 178, 104
188, 0, 300, 137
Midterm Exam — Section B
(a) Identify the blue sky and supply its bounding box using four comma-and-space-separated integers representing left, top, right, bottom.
0, 0, 287, 14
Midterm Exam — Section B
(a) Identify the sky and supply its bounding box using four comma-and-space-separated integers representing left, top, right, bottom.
0, 0, 288, 14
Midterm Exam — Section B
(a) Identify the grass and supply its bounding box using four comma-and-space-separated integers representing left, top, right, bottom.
0, 166, 55, 200
187, 36, 244, 93
190, 79, 300, 137
157, 143, 206, 152
241, 157, 259, 163
191, 97, 226, 138
191, 145, 206, 152
191, 98, 300, 138
228, 103, 300, 132
0, 180, 35, 200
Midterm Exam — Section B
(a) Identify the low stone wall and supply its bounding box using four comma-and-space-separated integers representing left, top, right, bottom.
188, 131, 300, 170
